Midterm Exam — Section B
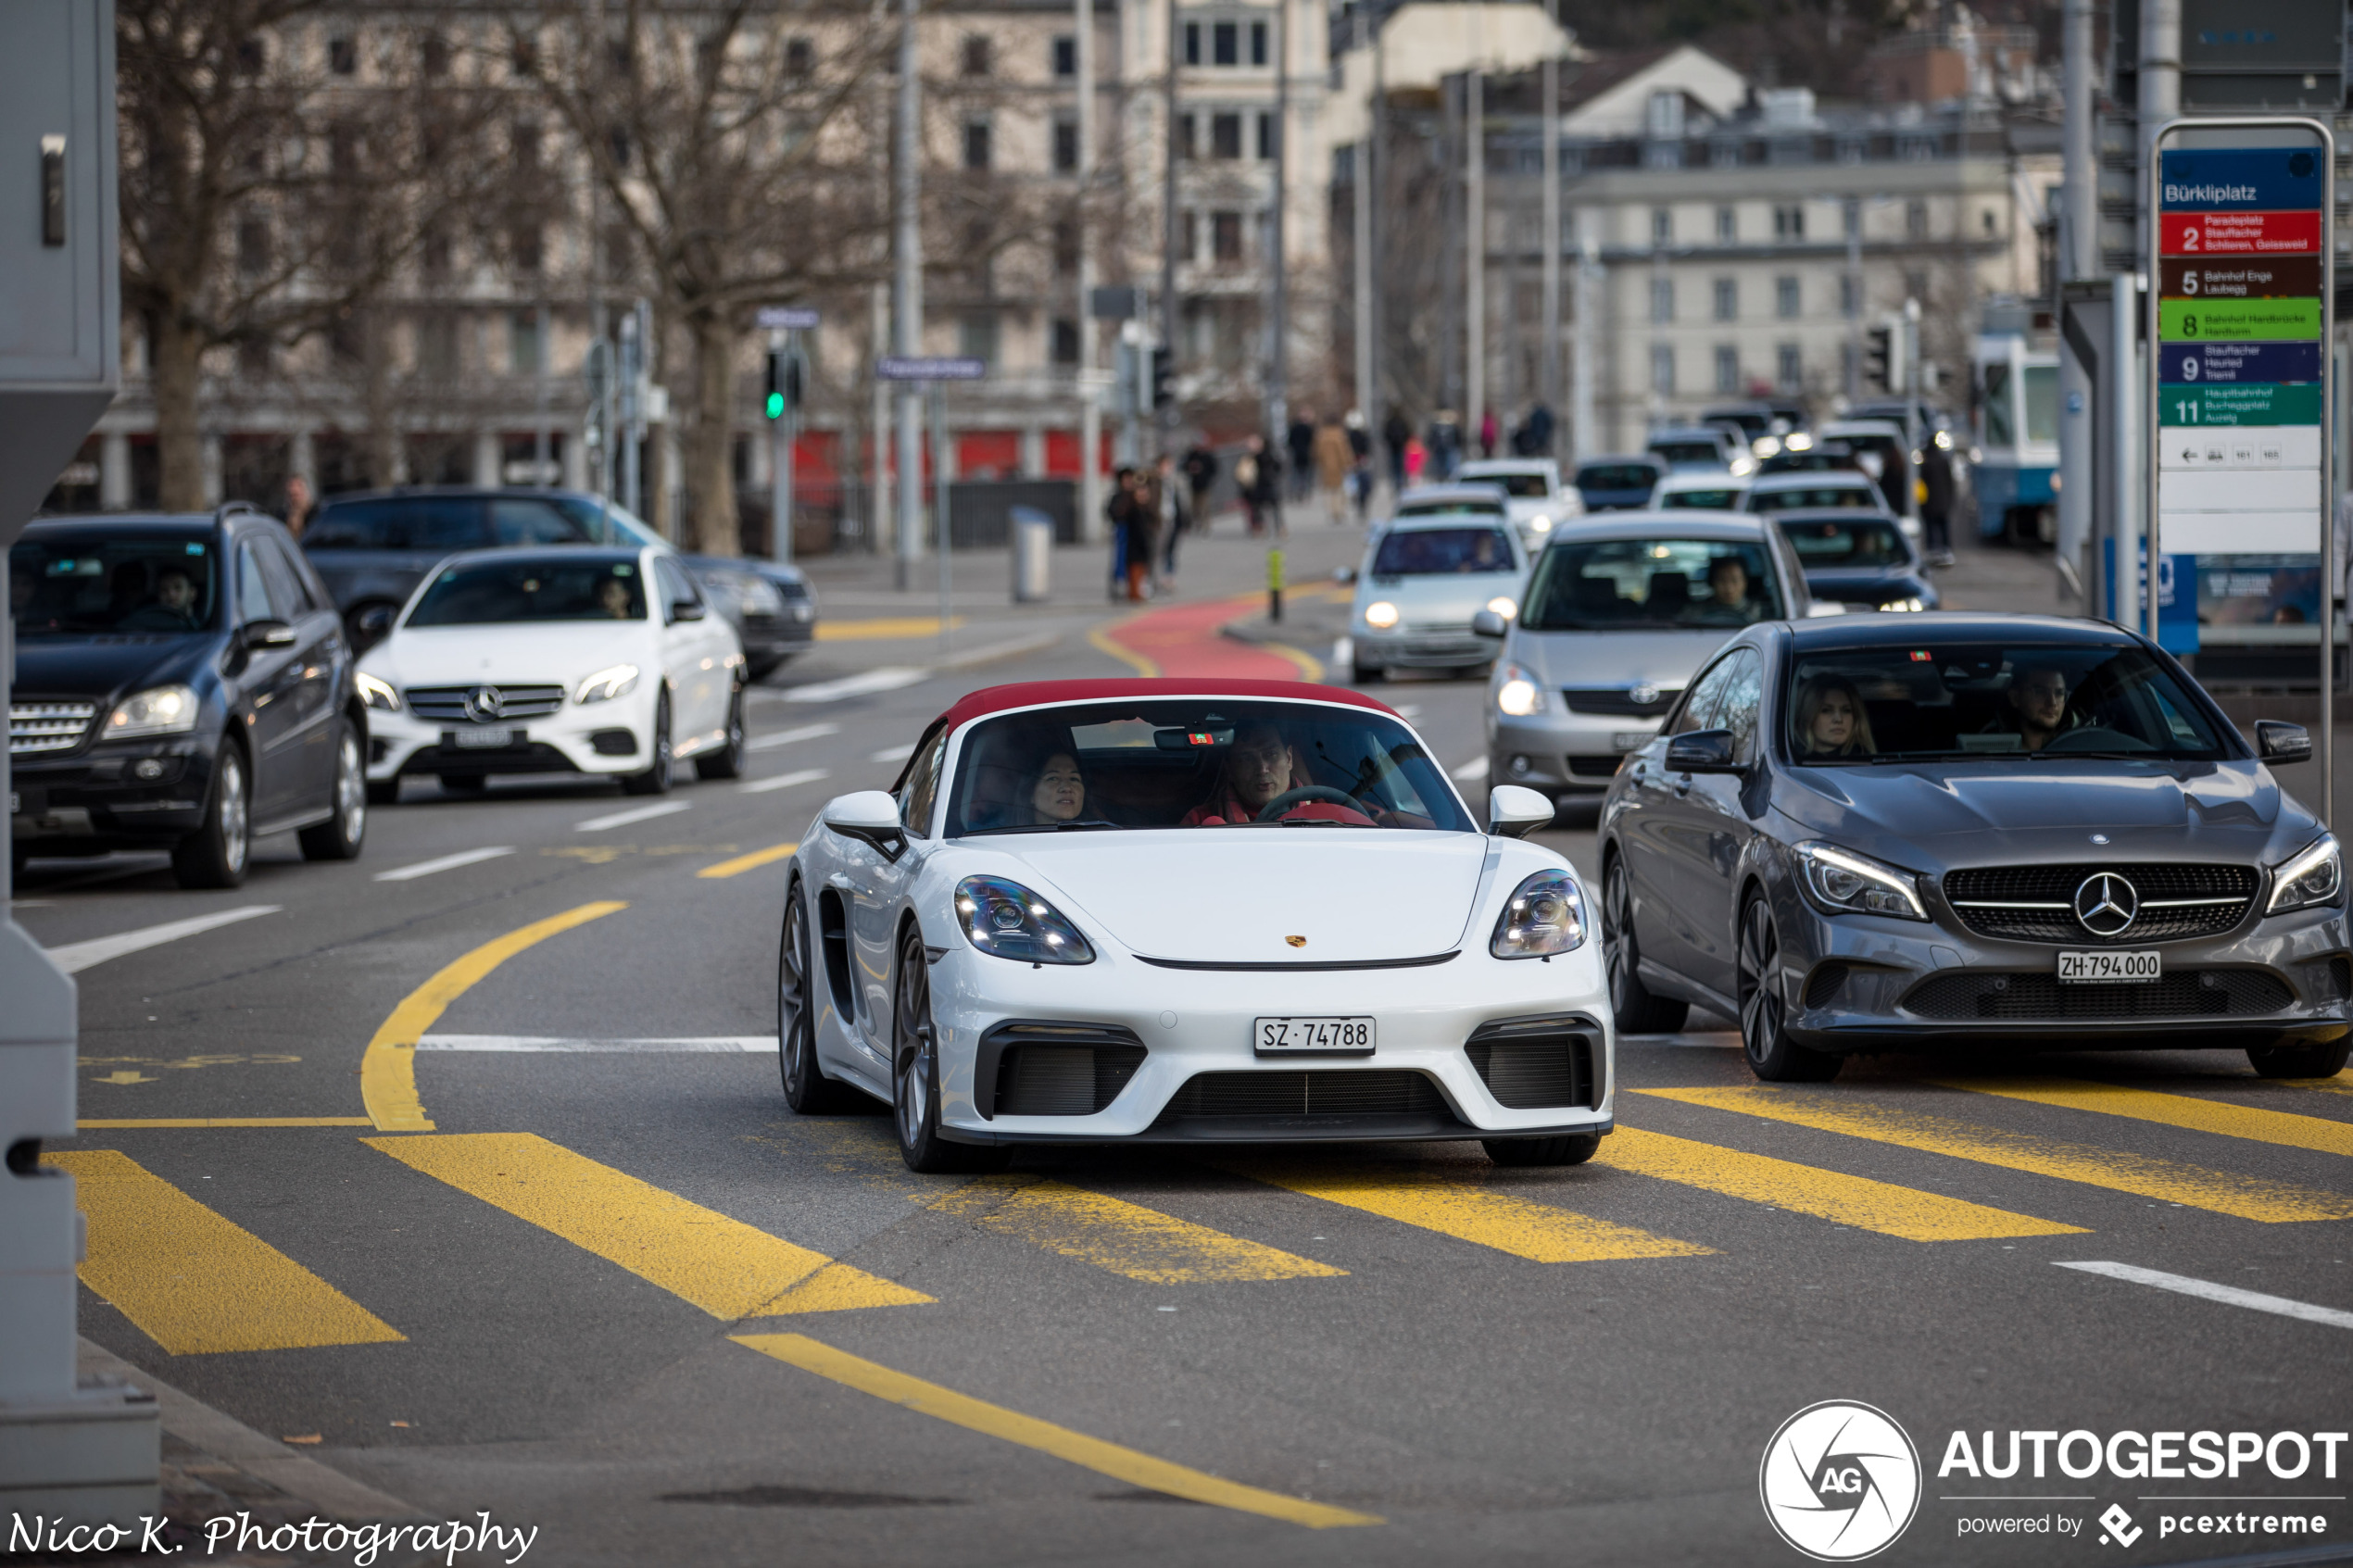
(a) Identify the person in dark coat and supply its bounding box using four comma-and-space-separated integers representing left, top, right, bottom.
1921, 439, 1957, 565
1286, 413, 1315, 502
1106, 466, 1137, 600
1180, 443, 1219, 531
1382, 409, 1411, 493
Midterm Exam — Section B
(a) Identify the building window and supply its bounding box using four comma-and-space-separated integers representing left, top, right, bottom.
1651, 344, 1676, 395
1905, 270, 1928, 303
510, 311, 542, 376
509, 221, 543, 275
1650, 277, 1674, 324
1772, 204, 1804, 240
1776, 275, 1800, 319
1183, 21, 1201, 65
1777, 343, 1802, 391
238, 336, 271, 375
417, 316, 459, 380
1052, 217, 1079, 274
1842, 197, 1859, 237
421, 31, 450, 77
1256, 111, 1276, 159
1211, 111, 1241, 159
1906, 198, 1927, 240
961, 33, 991, 76
784, 35, 813, 77
1651, 207, 1672, 245
1250, 19, 1268, 65
235, 37, 266, 76
328, 34, 357, 74
1213, 20, 1238, 65
1052, 317, 1080, 365
1714, 345, 1740, 395
421, 224, 452, 281
1053, 117, 1078, 173
1839, 274, 1857, 319
1716, 205, 1735, 243
963, 119, 992, 170
1982, 207, 1998, 235
1212, 209, 1243, 263
1052, 34, 1076, 76
1177, 113, 1196, 160
959, 314, 999, 365
237, 217, 271, 276
512, 119, 540, 172
1712, 278, 1736, 321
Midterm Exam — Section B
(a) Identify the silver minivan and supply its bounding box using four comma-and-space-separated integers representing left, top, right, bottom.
1477, 512, 1817, 809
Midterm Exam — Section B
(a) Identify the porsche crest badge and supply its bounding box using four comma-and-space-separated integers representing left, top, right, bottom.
1285, 935, 1307, 947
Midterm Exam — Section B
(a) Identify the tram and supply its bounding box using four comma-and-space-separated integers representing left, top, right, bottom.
1970, 324, 2059, 543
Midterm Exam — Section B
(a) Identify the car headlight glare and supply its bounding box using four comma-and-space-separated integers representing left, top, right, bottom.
356, 671, 400, 711
1491, 868, 1588, 959
1882, 596, 1925, 613
574, 664, 641, 704
1796, 841, 1927, 920
2267, 834, 2343, 914
1494, 662, 1546, 718
1527, 513, 1554, 533
955, 875, 1095, 964
1363, 600, 1400, 630
103, 684, 198, 739
1485, 596, 1517, 620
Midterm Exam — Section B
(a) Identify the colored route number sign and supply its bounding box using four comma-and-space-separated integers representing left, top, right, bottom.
2154, 132, 2330, 556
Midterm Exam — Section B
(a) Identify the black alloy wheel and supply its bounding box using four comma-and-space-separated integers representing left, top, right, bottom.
1736, 895, 1841, 1082
1482, 1133, 1603, 1167
1604, 858, 1688, 1035
298, 720, 368, 860
891, 926, 1010, 1175
779, 880, 853, 1113
696, 685, 748, 781
2246, 1038, 2353, 1079
622, 692, 673, 796
171, 745, 250, 890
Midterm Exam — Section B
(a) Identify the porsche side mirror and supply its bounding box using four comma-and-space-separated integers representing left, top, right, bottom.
1470, 608, 1509, 639
240, 619, 296, 649
1333, 566, 1358, 586
671, 598, 707, 621
1487, 783, 1554, 838
2257, 720, 2312, 765
1665, 729, 1741, 774
823, 790, 907, 859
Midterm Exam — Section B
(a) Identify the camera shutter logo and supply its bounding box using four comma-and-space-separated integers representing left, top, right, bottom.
2073, 872, 2139, 936
1759, 1400, 1921, 1561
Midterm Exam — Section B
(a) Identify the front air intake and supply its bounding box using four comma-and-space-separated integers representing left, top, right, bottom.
1463, 1014, 1603, 1110
975, 1022, 1147, 1118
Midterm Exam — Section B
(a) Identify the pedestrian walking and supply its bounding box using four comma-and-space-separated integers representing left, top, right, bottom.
1156, 453, 1189, 583
1428, 410, 1461, 481
1180, 442, 1218, 534
1921, 439, 1957, 567
1107, 466, 1136, 600
1478, 408, 1499, 460
1403, 436, 1426, 486
1286, 412, 1316, 504
1345, 409, 1373, 522
1382, 408, 1411, 494
283, 473, 315, 539
1313, 417, 1352, 523
1126, 468, 1161, 602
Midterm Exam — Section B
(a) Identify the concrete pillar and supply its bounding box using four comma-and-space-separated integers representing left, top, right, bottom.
1021, 423, 1045, 479
98, 431, 131, 508
200, 435, 223, 506
472, 429, 501, 487
561, 428, 588, 490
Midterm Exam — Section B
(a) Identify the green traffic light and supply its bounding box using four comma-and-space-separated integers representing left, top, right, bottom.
764, 392, 786, 420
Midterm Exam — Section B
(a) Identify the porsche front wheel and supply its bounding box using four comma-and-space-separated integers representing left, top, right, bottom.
891, 926, 1010, 1174
779, 880, 853, 1113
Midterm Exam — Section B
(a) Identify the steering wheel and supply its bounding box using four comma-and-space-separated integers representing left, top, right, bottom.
1255, 785, 1368, 822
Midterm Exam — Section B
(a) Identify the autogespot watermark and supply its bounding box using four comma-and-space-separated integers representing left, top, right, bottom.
1760, 1400, 1924, 1562
8, 1511, 540, 1564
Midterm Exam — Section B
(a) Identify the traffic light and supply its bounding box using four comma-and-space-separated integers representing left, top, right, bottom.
1151, 347, 1175, 409
763, 349, 803, 420
1864, 325, 1893, 393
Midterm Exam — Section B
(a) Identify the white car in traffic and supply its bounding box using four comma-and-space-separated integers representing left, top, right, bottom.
776, 679, 1612, 1173
1456, 458, 1585, 550
1345, 508, 1529, 684
356, 546, 746, 799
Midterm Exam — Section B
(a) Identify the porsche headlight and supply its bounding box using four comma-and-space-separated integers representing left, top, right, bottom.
574, 664, 641, 704
2267, 834, 2343, 914
1494, 662, 1548, 718
956, 875, 1095, 964
1363, 600, 1400, 631
1795, 841, 1927, 921
1491, 868, 1587, 959
356, 671, 400, 711
1485, 596, 1517, 620
103, 684, 198, 739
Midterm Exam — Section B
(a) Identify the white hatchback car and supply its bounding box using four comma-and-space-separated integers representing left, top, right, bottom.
1456, 458, 1585, 550
357, 546, 746, 799
1346, 508, 1529, 684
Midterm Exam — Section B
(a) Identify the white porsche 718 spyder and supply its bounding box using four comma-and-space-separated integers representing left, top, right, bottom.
777, 678, 1616, 1173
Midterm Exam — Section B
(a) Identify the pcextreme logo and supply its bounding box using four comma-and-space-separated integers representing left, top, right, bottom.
1761, 1400, 1924, 1562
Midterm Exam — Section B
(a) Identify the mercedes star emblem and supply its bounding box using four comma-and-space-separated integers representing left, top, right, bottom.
1629, 683, 1661, 707
2073, 872, 2139, 937
2089, 834, 2110, 846
464, 684, 506, 722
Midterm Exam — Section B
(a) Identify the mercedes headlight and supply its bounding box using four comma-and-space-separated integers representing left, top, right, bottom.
1491, 869, 1588, 959
356, 671, 400, 712
1363, 600, 1400, 630
1795, 841, 1927, 920
2267, 834, 2343, 914
956, 875, 1095, 964
103, 684, 198, 739
1494, 662, 1547, 717
574, 664, 641, 704
1882, 596, 1925, 612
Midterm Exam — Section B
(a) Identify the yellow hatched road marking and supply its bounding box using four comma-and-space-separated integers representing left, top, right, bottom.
733, 1333, 1381, 1527
77, 1117, 375, 1129
1598, 1127, 2085, 1241
361, 901, 627, 1132
931, 1175, 1344, 1284
698, 841, 799, 880
1086, 619, 1159, 677
1236, 1162, 1713, 1262
1941, 1077, 2353, 1159
1638, 1087, 2353, 1223
44, 1149, 403, 1355
815, 615, 968, 641
367, 1133, 929, 1317
2287, 1069, 2353, 1098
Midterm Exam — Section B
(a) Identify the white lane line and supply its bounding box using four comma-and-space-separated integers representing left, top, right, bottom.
418, 1035, 775, 1053
748, 722, 840, 752
576, 800, 694, 833
783, 667, 928, 704
740, 767, 831, 796
373, 846, 516, 883
44, 905, 282, 975
870, 743, 916, 764
1451, 756, 1491, 781
2055, 1261, 2353, 1330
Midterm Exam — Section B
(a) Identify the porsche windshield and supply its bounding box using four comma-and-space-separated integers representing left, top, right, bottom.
945, 701, 1475, 834
1521, 538, 1777, 630
1785, 642, 2229, 763
9, 535, 219, 637
407, 558, 646, 625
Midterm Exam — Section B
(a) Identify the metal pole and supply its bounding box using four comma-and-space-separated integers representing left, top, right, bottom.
1572, 234, 1595, 462
2061, 0, 2095, 282
2112, 271, 2140, 633
1159, 0, 1179, 458
933, 382, 952, 654
619, 306, 642, 518
1541, 51, 1560, 459
2137, 0, 2180, 259
1844, 199, 1862, 397
1352, 6, 1374, 441
588, 0, 610, 501
770, 328, 794, 565
1465, 68, 1483, 451
895, 0, 924, 588
1265, 0, 1289, 449
871, 283, 891, 552
533, 301, 550, 483
1076, 0, 1102, 540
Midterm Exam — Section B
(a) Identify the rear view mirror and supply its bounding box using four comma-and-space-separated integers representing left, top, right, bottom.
241, 619, 296, 649
1333, 566, 1358, 586
671, 598, 707, 621
1665, 729, 1740, 774
1487, 784, 1554, 838
2257, 720, 2312, 765
1470, 609, 1509, 639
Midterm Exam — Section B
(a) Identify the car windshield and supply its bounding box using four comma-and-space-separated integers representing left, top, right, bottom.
1522, 538, 1778, 630
1660, 486, 1744, 510
1396, 497, 1504, 519
406, 558, 647, 625
1372, 526, 1516, 576
1467, 472, 1552, 497
1751, 483, 1877, 511
1782, 518, 1911, 566
1579, 464, 1659, 490
1650, 441, 1722, 467
1785, 642, 2229, 763
8, 535, 219, 637
945, 700, 1475, 834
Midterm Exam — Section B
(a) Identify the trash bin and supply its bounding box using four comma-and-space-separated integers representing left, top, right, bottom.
1011, 508, 1052, 602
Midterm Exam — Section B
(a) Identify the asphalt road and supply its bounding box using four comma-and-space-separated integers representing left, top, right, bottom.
17, 528, 2353, 1568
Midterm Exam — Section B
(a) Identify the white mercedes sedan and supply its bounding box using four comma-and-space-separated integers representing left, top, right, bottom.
776, 678, 1615, 1173
356, 547, 745, 800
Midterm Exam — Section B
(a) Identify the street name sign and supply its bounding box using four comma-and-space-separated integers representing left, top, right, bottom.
757, 306, 820, 330
877, 356, 987, 382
